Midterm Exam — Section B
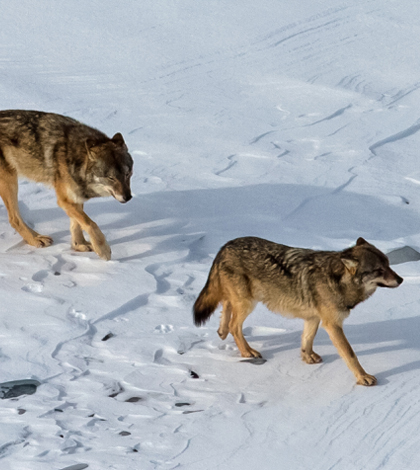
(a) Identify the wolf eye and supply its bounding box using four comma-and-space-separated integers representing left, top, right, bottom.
107, 176, 116, 182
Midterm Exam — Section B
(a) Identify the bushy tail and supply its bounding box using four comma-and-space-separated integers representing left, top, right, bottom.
193, 264, 222, 326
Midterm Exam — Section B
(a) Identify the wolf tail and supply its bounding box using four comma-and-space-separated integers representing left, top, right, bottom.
193, 263, 222, 326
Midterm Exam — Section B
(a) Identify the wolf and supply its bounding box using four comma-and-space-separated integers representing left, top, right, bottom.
0, 110, 134, 260
194, 237, 403, 386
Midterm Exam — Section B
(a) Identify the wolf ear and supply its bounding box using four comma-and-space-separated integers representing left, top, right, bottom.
85, 138, 106, 164
85, 138, 101, 161
341, 257, 359, 275
356, 237, 368, 246
85, 138, 98, 151
111, 133, 125, 146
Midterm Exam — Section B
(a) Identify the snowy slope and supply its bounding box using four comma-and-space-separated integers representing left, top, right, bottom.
1, 1, 420, 469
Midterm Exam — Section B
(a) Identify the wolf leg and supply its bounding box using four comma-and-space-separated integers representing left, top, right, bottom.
218, 301, 232, 340
69, 206, 93, 252
229, 299, 261, 358
0, 167, 53, 247
301, 317, 322, 364
322, 320, 376, 386
55, 187, 111, 260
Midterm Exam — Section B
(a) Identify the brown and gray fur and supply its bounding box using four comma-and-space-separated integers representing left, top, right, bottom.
194, 236, 403, 386
0, 110, 133, 260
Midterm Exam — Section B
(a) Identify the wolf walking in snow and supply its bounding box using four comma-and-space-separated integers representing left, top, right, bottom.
0, 110, 133, 260
194, 237, 403, 386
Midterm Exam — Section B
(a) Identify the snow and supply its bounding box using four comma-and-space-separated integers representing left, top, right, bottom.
1, 0, 420, 468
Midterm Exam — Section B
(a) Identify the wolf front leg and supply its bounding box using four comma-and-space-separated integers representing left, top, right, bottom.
322, 320, 377, 386
55, 189, 111, 260
69, 205, 93, 253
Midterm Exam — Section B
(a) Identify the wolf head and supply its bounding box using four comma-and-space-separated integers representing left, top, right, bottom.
341, 238, 403, 295
85, 133, 133, 203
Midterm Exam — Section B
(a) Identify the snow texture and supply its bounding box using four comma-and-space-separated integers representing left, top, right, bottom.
1, 1, 420, 469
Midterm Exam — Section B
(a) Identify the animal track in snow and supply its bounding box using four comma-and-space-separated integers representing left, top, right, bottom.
21, 282, 44, 293
154, 324, 174, 333
32, 269, 49, 282
145, 264, 172, 294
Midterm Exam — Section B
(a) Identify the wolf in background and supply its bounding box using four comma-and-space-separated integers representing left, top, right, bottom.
0, 110, 133, 260
194, 237, 403, 386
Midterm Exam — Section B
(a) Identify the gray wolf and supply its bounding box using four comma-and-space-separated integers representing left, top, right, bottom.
194, 237, 403, 386
0, 110, 133, 260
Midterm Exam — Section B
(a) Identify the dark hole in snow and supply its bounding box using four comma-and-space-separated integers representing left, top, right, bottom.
0, 379, 41, 399
175, 402, 191, 407
189, 370, 199, 379
102, 332, 114, 341
387, 246, 420, 265
119, 431, 131, 436
125, 397, 142, 403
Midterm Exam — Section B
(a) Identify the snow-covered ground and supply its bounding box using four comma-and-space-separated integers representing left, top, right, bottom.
1, 1, 420, 468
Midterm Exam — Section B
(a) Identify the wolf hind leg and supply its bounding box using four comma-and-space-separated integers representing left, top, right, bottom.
301, 317, 322, 364
218, 301, 232, 340
70, 207, 93, 252
0, 167, 53, 247
229, 298, 261, 358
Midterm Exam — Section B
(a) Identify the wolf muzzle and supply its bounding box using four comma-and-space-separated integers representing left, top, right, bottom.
121, 192, 132, 203
113, 190, 132, 203
379, 267, 403, 288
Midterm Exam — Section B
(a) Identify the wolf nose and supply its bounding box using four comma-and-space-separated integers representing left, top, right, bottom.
396, 275, 403, 285
122, 193, 132, 203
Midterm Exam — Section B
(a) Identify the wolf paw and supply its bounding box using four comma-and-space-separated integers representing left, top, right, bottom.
357, 374, 377, 386
72, 241, 93, 253
301, 351, 322, 364
95, 242, 112, 261
217, 328, 229, 340
241, 347, 262, 358
32, 235, 53, 248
